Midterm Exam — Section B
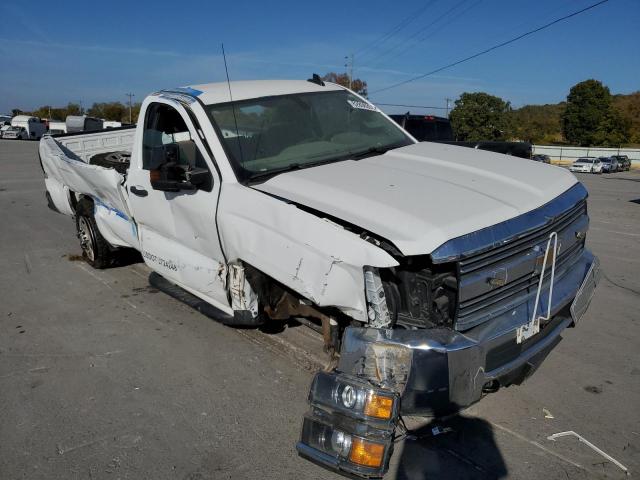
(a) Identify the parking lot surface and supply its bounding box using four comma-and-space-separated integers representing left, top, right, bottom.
1, 139, 638, 479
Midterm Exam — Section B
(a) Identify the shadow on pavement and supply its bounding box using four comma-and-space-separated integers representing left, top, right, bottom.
394, 415, 507, 480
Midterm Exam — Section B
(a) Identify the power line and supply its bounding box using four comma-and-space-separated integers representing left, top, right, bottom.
360, 0, 470, 69
368, 0, 484, 70
354, 1, 437, 60
371, 0, 610, 95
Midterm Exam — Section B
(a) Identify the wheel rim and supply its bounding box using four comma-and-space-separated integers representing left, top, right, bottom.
78, 216, 95, 261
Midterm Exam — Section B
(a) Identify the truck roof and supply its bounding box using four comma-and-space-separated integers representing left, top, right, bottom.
170, 80, 344, 105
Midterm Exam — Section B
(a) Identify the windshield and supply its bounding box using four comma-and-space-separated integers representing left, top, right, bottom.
601, 158, 611, 163
576, 158, 594, 164
206, 90, 413, 182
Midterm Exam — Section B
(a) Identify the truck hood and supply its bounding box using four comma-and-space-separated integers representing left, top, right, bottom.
252, 142, 578, 256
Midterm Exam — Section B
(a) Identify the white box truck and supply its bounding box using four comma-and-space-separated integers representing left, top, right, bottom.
7, 115, 46, 140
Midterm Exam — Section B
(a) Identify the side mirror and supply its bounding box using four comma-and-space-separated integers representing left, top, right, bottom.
185, 167, 209, 186
148, 143, 211, 192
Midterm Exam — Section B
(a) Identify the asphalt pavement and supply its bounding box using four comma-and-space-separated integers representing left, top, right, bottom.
1, 139, 638, 479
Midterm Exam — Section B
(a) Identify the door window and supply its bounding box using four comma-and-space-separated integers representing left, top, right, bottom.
142, 103, 208, 171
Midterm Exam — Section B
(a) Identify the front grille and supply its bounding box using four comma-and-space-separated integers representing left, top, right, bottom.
455, 197, 587, 330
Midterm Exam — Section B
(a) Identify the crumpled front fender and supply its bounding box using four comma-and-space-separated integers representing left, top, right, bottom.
217, 184, 398, 321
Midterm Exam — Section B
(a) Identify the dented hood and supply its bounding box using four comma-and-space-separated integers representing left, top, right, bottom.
251, 142, 578, 256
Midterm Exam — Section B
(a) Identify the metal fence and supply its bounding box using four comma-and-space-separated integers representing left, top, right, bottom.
533, 145, 640, 168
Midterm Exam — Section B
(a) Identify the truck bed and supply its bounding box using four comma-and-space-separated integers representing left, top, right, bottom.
39, 126, 139, 249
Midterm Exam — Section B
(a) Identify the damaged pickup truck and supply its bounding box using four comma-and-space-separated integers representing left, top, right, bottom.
39, 78, 600, 478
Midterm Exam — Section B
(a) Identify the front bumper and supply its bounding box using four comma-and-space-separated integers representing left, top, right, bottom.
338, 249, 600, 415
298, 250, 600, 477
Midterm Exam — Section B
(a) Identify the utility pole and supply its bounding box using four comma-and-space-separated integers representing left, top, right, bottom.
445, 98, 452, 117
125, 93, 135, 124
344, 54, 354, 90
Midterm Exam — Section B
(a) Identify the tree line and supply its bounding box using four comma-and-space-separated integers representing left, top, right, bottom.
447, 79, 637, 147
10, 76, 637, 147
11, 101, 143, 124
323, 72, 636, 147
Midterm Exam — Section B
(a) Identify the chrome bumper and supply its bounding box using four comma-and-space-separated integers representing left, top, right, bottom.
337, 249, 600, 416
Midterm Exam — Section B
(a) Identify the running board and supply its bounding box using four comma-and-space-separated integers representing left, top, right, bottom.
148, 272, 263, 327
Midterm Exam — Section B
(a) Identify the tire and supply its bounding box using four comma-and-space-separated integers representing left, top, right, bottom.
90, 151, 130, 174
75, 199, 117, 269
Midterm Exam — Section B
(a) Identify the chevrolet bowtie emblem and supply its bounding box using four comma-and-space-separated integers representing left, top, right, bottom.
488, 267, 508, 287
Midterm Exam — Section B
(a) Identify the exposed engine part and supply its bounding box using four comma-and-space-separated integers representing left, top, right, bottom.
265, 291, 339, 355
229, 263, 259, 318
381, 256, 457, 329
364, 267, 392, 328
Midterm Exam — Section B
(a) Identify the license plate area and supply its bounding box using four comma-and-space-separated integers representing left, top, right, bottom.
516, 317, 540, 344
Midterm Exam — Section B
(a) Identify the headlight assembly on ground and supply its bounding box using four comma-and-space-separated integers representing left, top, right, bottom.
297, 371, 399, 477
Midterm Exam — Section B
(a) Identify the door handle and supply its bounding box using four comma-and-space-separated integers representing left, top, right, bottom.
130, 186, 148, 197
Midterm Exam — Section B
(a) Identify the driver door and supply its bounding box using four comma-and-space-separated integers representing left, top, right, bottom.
127, 100, 229, 311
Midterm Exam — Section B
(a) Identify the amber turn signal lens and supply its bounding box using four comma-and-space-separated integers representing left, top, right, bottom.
348, 437, 385, 468
363, 393, 394, 419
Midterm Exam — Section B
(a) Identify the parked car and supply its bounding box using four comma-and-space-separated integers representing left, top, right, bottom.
569, 157, 602, 174
612, 155, 631, 171
532, 154, 551, 163
2, 126, 30, 140
0, 121, 11, 138
40, 79, 600, 479
599, 156, 619, 173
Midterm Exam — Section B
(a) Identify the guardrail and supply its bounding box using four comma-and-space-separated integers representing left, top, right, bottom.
533, 145, 640, 168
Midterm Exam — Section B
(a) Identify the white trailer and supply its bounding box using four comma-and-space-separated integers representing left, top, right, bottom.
47, 120, 67, 135
66, 115, 104, 133
103, 120, 122, 129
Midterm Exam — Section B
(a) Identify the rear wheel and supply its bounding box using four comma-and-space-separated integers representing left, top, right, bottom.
75, 199, 117, 269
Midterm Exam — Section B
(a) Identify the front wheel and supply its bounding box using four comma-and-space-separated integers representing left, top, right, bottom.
75, 199, 117, 269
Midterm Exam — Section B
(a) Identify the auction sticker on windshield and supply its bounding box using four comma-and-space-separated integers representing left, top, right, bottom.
347, 99, 378, 111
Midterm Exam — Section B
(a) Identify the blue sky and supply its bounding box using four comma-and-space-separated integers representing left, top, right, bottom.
0, 0, 638, 115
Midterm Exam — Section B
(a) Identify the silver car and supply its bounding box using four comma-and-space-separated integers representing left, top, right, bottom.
2, 126, 28, 140
569, 157, 602, 174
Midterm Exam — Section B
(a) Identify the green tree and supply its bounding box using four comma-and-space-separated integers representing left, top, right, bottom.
65, 103, 83, 117
449, 92, 511, 141
612, 91, 640, 144
561, 79, 613, 146
508, 103, 564, 143
88, 102, 128, 121
321, 72, 368, 97
592, 108, 630, 146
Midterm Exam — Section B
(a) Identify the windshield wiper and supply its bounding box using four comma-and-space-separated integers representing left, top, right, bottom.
350, 142, 408, 160
246, 159, 336, 185
246, 163, 303, 184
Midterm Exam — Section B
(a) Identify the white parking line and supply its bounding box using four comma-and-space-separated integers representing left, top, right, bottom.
590, 227, 640, 237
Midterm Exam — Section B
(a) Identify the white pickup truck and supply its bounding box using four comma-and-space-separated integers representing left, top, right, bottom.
40, 78, 600, 478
